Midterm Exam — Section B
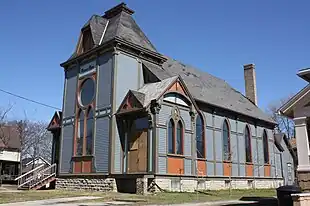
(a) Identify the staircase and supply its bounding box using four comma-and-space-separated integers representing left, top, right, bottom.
15, 163, 57, 190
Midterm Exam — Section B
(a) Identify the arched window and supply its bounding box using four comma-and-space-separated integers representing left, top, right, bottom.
86, 108, 94, 155
245, 125, 252, 162
168, 119, 175, 154
263, 130, 269, 164
223, 120, 231, 161
77, 110, 84, 156
176, 121, 183, 155
196, 114, 205, 158
168, 119, 184, 155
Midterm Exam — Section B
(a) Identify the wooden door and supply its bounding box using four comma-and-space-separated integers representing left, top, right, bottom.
128, 130, 148, 173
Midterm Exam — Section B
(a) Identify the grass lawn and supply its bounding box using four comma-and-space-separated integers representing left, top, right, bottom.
0, 189, 276, 204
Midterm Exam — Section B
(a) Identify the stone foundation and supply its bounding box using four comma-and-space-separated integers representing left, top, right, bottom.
152, 178, 283, 192
298, 171, 310, 191
56, 178, 117, 192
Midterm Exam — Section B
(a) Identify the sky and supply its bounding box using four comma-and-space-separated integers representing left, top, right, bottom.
0, 0, 309, 122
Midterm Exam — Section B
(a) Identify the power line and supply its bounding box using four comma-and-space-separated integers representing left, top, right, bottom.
0, 88, 61, 110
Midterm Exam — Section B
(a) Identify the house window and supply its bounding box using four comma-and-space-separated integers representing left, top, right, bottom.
86, 108, 94, 155
223, 120, 231, 161
76, 110, 84, 156
245, 125, 252, 163
168, 119, 175, 154
82, 27, 93, 53
196, 114, 205, 158
176, 121, 183, 155
263, 130, 269, 164
168, 119, 184, 155
79, 78, 95, 107
75, 76, 96, 157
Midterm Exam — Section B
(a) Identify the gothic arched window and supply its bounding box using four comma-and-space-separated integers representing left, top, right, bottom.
196, 114, 205, 158
223, 120, 231, 161
245, 125, 252, 162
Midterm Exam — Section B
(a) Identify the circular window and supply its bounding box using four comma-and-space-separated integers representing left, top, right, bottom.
79, 78, 95, 106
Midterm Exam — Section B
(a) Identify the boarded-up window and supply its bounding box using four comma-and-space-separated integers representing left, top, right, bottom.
82, 28, 94, 53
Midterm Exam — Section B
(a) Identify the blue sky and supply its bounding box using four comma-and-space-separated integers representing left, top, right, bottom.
0, 0, 309, 122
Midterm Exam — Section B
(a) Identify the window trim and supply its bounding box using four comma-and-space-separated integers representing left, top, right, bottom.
196, 113, 206, 159
222, 119, 231, 162
167, 118, 184, 156
78, 77, 96, 109
244, 125, 252, 164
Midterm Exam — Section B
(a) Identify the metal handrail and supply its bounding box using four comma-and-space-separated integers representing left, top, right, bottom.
14, 164, 44, 181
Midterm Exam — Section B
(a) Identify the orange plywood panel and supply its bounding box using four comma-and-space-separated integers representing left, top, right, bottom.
264, 165, 271, 177
223, 162, 232, 176
246, 164, 253, 177
197, 160, 206, 176
167, 157, 184, 175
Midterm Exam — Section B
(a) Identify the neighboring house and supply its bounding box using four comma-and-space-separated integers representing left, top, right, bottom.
278, 68, 310, 191
0, 125, 20, 181
51, 3, 295, 193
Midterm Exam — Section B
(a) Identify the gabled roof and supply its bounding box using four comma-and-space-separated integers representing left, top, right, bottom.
65, 2, 276, 125
47, 111, 62, 131
143, 58, 276, 125
278, 84, 310, 118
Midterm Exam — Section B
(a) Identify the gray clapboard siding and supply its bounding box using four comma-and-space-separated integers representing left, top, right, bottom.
63, 68, 78, 118
115, 53, 139, 109
95, 117, 110, 173
180, 109, 191, 130
232, 163, 238, 176
158, 128, 167, 154
216, 162, 223, 176
206, 128, 214, 160
97, 54, 113, 109
214, 130, 223, 161
158, 156, 167, 174
184, 159, 191, 175
207, 162, 215, 176
239, 164, 245, 176
60, 124, 74, 173
114, 127, 122, 173
238, 134, 246, 163
158, 105, 171, 125
230, 133, 238, 163
184, 133, 191, 156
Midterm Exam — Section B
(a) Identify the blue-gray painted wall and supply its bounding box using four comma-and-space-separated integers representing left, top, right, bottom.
60, 53, 113, 175
112, 52, 144, 174
154, 101, 292, 179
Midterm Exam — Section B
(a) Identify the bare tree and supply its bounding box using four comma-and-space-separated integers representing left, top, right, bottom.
18, 120, 52, 170
266, 95, 295, 138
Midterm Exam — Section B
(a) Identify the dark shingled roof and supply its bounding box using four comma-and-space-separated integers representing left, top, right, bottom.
68, 2, 276, 125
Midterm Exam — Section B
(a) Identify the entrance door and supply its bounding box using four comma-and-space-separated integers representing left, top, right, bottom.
128, 129, 148, 173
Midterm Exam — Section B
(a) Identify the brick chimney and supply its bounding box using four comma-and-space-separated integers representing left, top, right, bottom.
244, 64, 258, 105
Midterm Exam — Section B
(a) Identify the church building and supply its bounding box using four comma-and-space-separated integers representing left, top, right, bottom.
51, 2, 295, 193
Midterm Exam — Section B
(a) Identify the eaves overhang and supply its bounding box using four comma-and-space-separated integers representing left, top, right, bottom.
60, 37, 167, 69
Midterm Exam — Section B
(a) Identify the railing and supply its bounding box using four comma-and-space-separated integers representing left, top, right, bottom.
15, 163, 56, 189
29, 163, 56, 189
15, 164, 45, 188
